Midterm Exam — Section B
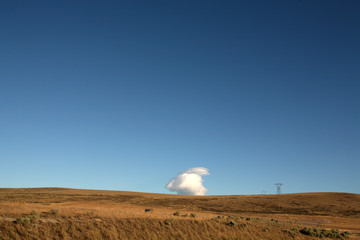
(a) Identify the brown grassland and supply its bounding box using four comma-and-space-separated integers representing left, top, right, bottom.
0, 188, 359, 239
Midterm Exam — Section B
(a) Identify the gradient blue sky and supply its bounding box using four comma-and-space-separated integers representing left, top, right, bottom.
1, 0, 359, 195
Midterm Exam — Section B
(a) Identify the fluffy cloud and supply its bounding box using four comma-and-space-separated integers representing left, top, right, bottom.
166, 167, 209, 195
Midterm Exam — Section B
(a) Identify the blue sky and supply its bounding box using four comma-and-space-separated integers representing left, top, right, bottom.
0, 0, 359, 195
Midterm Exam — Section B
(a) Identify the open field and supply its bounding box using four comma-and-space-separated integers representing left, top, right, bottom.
0, 188, 359, 239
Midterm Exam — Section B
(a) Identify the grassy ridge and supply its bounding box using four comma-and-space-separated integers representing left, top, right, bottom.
0, 213, 327, 240
1, 188, 359, 217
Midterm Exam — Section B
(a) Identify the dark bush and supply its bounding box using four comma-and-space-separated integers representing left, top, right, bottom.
300, 227, 349, 239
227, 220, 238, 226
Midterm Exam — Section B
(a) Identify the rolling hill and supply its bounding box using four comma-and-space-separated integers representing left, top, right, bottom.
0, 188, 359, 239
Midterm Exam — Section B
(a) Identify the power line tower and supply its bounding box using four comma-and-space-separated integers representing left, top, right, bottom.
275, 183, 283, 194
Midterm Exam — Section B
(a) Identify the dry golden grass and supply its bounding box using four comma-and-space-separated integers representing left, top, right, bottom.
0, 214, 320, 240
0, 188, 359, 239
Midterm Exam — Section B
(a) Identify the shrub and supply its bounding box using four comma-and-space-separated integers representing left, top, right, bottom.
300, 227, 312, 236
341, 231, 351, 237
300, 227, 349, 239
282, 228, 298, 237
227, 216, 239, 220
16, 216, 31, 225
190, 213, 197, 218
15, 210, 40, 224
49, 209, 59, 216
30, 210, 40, 219
164, 219, 177, 225
213, 215, 224, 222
86, 210, 95, 216
227, 220, 238, 226
213, 217, 220, 222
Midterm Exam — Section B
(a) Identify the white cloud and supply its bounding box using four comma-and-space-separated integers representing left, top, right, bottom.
166, 167, 209, 195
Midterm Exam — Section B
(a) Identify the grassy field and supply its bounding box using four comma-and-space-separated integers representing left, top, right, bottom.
0, 188, 359, 239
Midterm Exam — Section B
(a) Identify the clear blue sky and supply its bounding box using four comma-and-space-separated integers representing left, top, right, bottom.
0, 0, 359, 195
